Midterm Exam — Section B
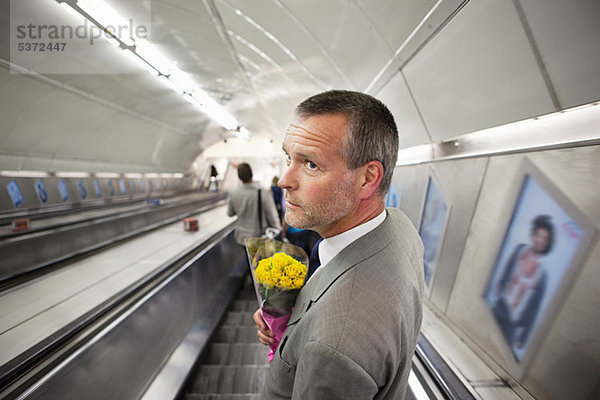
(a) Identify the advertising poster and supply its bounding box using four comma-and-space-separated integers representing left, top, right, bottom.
130, 180, 137, 194
57, 179, 70, 201
385, 184, 400, 208
77, 179, 87, 200
93, 179, 102, 198
34, 179, 48, 204
484, 174, 591, 362
6, 180, 24, 208
107, 180, 115, 196
119, 179, 126, 195
140, 179, 145, 193
419, 177, 450, 287
148, 179, 153, 193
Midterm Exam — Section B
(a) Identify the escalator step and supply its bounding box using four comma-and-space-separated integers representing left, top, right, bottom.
190, 365, 269, 394
236, 289, 257, 301
232, 300, 257, 312
204, 343, 269, 365
221, 311, 255, 327
213, 326, 258, 343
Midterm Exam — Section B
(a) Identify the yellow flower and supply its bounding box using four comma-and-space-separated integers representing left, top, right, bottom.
292, 277, 305, 289
254, 251, 308, 289
279, 276, 293, 289
271, 267, 283, 280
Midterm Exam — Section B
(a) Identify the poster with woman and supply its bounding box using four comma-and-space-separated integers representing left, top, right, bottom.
419, 176, 450, 288
484, 167, 595, 365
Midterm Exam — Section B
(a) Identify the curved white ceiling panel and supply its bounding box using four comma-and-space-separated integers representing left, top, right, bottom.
517, 0, 600, 109
403, 0, 555, 141
1, 0, 598, 174
354, 0, 438, 52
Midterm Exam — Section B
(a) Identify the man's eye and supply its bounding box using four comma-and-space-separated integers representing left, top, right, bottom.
284, 154, 291, 165
306, 161, 318, 170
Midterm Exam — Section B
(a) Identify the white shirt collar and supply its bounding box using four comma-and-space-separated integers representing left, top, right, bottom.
315, 209, 387, 275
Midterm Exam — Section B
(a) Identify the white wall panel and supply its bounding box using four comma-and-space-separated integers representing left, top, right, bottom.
378, 71, 430, 148
518, 0, 600, 108
403, 0, 555, 141
426, 157, 489, 311
446, 146, 600, 400
390, 164, 429, 229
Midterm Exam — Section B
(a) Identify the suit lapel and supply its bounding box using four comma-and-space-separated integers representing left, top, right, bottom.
288, 210, 396, 325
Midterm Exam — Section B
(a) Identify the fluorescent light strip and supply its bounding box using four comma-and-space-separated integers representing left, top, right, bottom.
0, 170, 50, 178
236, 127, 251, 141
123, 48, 159, 76
55, 171, 92, 178
95, 172, 121, 178
396, 102, 600, 165
77, 0, 134, 46
158, 75, 184, 94
57, 0, 243, 133
124, 173, 144, 178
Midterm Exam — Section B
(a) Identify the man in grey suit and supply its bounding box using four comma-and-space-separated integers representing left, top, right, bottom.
254, 90, 424, 399
227, 162, 282, 245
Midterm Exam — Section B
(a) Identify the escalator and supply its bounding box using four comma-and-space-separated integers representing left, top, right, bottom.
2, 222, 483, 400
183, 277, 268, 400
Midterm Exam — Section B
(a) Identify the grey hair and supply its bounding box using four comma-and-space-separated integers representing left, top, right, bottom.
295, 90, 399, 196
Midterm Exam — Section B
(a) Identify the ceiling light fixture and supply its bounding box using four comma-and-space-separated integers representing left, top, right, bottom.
56, 0, 246, 135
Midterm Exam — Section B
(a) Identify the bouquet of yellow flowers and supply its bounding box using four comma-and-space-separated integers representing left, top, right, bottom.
245, 238, 308, 362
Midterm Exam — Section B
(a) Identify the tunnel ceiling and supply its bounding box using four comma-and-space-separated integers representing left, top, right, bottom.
1, 0, 599, 173
0, 0, 441, 173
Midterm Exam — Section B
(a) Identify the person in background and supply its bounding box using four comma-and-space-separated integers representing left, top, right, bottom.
227, 163, 282, 246
282, 217, 321, 257
208, 164, 219, 192
254, 90, 425, 399
271, 176, 284, 222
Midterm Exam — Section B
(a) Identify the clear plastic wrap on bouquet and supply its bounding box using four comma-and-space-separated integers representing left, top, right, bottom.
244, 237, 309, 363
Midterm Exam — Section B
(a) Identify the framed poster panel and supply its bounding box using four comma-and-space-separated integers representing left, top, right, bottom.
77, 179, 87, 200
119, 179, 127, 195
107, 180, 115, 196
93, 179, 102, 198
6, 180, 24, 208
130, 180, 137, 194
140, 179, 146, 193
418, 174, 451, 289
57, 179, 70, 202
148, 179, 153, 193
385, 184, 401, 208
34, 179, 49, 204
483, 159, 596, 374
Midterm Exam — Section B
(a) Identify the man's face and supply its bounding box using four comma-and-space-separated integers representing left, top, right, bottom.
279, 113, 360, 237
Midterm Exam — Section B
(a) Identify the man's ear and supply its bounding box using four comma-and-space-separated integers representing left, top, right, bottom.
358, 160, 384, 199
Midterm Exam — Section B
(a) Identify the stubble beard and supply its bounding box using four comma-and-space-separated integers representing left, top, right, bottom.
285, 172, 356, 232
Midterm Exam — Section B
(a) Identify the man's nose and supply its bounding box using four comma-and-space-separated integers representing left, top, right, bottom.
278, 166, 295, 190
